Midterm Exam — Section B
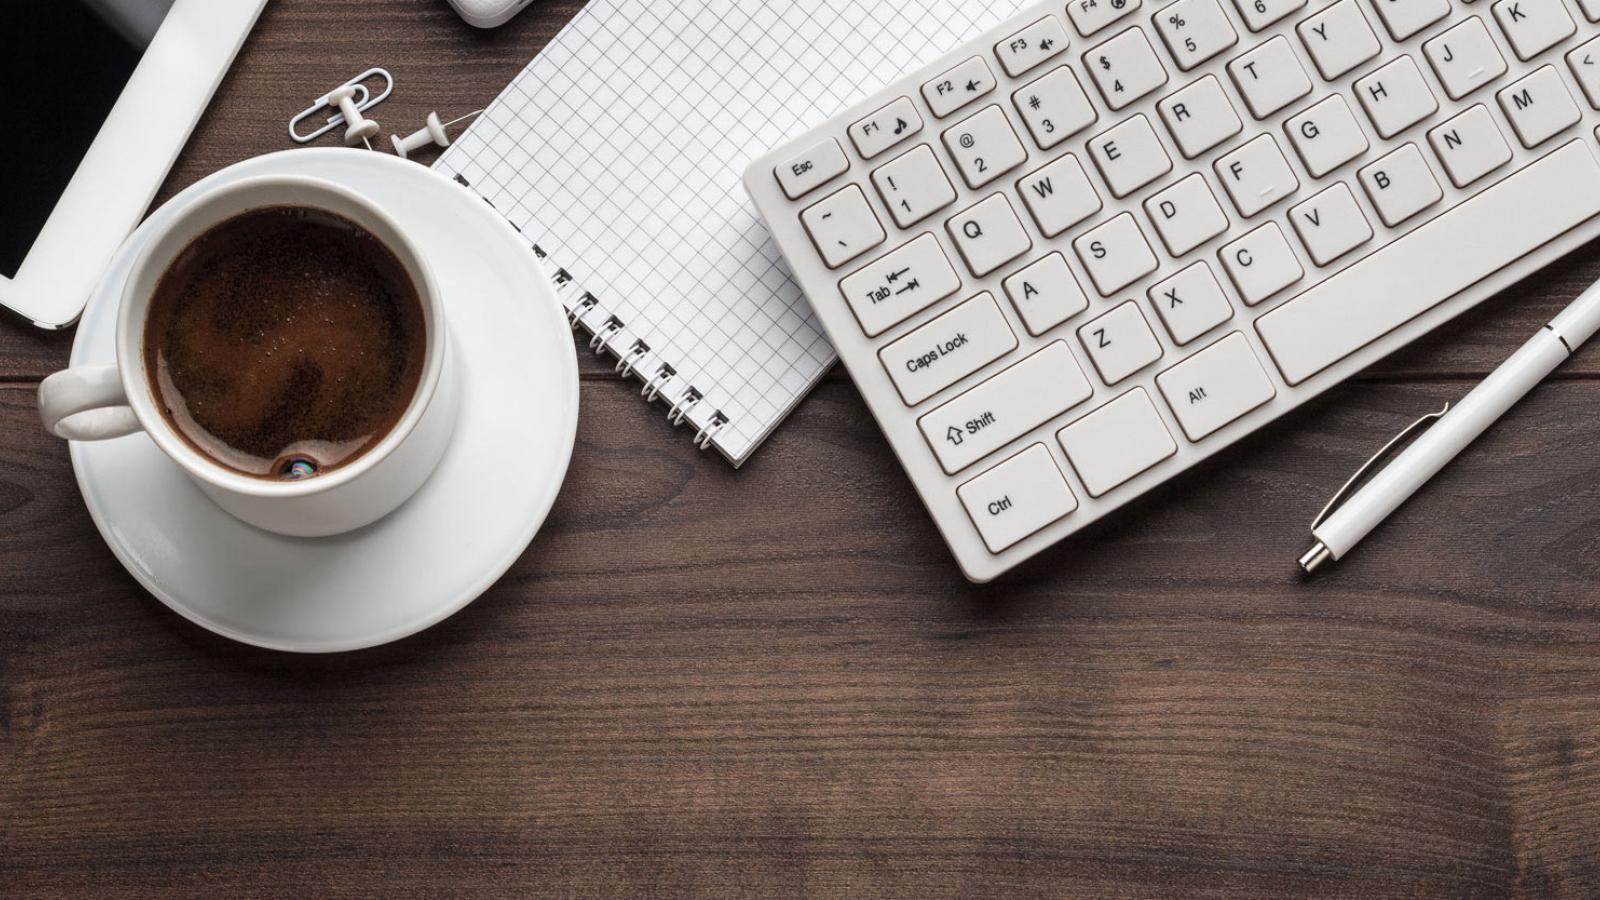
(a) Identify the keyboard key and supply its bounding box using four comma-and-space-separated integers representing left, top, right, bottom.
1144, 173, 1230, 255
957, 444, 1078, 553
1012, 67, 1099, 149
879, 292, 1018, 405
1157, 75, 1243, 157
920, 342, 1094, 473
1016, 154, 1104, 236
1497, 65, 1582, 146
923, 57, 995, 117
1228, 36, 1314, 118
1220, 222, 1303, 303
1566, 36, 1600, 107
1425, 18, 1508, 99
1154, 0, 1239, 69
946, 194, 1033, 276
1256, 140, 1600, 384
1297, 0, 1382, 80
1358, 142, 1444, 225
943, 105, 1029, 188
1356, 56, 1440, 138
1002, 253, 1091, 334
1289, 182, 1373, 265
1069, 0, 1143, 36
1232, 0, 1306, 31
1285, 95, 1370, 177
801, 185, 885, 268
1215, 134, 1299, 217
1427, 104, 1513, 186
871, 144, 958, 227
1149, 261, 1234, 344
1577, 0, 1600, 20
1371, 0, 1450, 40
1155, 332, 1277, 440
1492, 0, 1575, 60
774, 138, 848, 199
1087, 114, 1174, 197
839, 234, 963, 337
1057, 388, 1178, 496
1086, 27, 1170, 110
996, 16, 1073, 76
1074, 213, 1161, 295
1078, 300, 1165, 383
850, 97, 923, 159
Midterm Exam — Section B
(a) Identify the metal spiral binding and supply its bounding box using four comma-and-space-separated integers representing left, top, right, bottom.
615, 339, 650, 378
640, 363, 676, 402
693, 412, 728, 450
589, 316, 623, 352
667, 386, 703, 426
567, 291, 598, 329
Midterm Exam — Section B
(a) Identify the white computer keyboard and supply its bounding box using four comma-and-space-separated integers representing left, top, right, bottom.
745, 0, 1600, 582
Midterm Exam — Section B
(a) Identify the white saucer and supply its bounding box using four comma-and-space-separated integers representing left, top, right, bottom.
69, 148, 579, 653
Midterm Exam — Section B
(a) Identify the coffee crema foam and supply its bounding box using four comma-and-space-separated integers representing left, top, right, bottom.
143, 206, 426, 479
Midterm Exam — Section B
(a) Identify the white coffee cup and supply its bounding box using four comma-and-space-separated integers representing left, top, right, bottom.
38, 174, 461, 537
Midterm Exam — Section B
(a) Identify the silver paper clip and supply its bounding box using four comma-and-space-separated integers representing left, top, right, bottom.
289, 68, 395, 143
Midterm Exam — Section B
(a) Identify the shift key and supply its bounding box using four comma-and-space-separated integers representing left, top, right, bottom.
918, 341, 1094, 473
879, 292, 1018, 405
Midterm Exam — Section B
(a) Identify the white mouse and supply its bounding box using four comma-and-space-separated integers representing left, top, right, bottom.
446, 0, 534, 28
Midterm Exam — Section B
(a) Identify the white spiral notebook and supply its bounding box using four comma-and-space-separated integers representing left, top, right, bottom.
433, 0, 1018, 465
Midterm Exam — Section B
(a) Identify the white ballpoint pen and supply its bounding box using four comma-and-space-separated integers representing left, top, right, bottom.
1299, 279, 1600, 574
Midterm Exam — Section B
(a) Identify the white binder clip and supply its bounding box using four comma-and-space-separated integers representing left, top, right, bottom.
288, 68, 394, 144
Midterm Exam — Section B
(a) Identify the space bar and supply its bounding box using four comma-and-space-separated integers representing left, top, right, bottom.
1255, 141, 1600, 386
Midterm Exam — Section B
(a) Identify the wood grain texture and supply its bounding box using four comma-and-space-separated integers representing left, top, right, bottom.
3, 1, 1600, 898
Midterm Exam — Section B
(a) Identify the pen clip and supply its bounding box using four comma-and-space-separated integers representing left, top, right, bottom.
1310, 402, 1451, 530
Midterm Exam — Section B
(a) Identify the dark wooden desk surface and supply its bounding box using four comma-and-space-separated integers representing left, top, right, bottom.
4, 2, 1600, 896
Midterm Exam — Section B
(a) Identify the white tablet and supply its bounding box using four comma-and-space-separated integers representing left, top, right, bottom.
0, 0, 268, 329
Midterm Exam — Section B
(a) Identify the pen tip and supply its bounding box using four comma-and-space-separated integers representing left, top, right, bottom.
1298, 541, 1333, 575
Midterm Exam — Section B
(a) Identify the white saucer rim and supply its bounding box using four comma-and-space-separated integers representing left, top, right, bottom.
67, 148, 579, 653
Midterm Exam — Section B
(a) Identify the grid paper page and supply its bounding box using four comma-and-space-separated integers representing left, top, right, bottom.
434, 0, 1018, 465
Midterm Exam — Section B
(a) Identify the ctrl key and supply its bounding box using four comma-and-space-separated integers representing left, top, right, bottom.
957, 444, 1078, 553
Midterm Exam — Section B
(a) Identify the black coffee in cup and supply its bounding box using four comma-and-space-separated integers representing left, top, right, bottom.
142, 206, 427, 480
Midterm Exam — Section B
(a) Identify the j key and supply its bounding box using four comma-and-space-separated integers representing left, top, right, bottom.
947, 193, 1033, 277
1087, 113, 1173, 197
1425, 18, 1509, 99
1497, 65, 1582, 146
1358, 142, 1444, 226
1003, 253, 1092, 334
1356, 56, 1440, 138
871, 144, 957, 227
1286, 96, 1370, 177
1153, 0, 1239, 70
850, 97, 924, 159
1296, 0, 1382, 81
838, 234, 962, 337
1157, 74, 1244, 157
1148, 261, 1235, 344
879, 292, 1018, 405
1074, 213, 1161, 295
1215, 134, 1299, 217
1086, 27, 1170, 110
919, 341, 1094, 473
1016, 153, 1104, 236
1492, 0, 1575, 60
1078, 300, 1165, 383
943, 105, 1029, 188
1012, 66, 1099, 149
1056, 388, 1178, 496
996, 16, 1073, 77
1219, 222, 1303, 303
1154, 332, 1277, 441
1228, 36, 1313, 118
957, 444, 1078, 553
800, 185, 885, 268
1427, 104, 1513, 187
923, 56, 995, 117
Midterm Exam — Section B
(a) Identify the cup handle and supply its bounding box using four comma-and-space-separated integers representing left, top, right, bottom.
38, 363, 143, 441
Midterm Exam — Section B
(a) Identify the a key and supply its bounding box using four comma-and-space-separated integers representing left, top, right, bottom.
1576, 0, 1600, 21
943, 105, 1028, 189
1424, 18, 1509, 99
1427, 104, 1513, 187
1566, 36, 1600, 107
956, 444, 1078, 552
1492, 0, 1575, 60
923, 57, 996, 117
1228, 36, 1314, 118
1086, 27, 1170, 110
1074, 213, 1161, 295
1288, 182, 1373, 265
1078, 300, 1165, 383
1285, 96, 1370, 177
871, 144, 958, 228
1355, 56, 1440, 138
921, 342, 1094, 473
1154, 332, 1277, 441
774, 137, 848, 199
1157, 74, 1244, 157
996, 16, 1073, 76
1056, 388, 1178, 496
1012, 66, 1099, 149
1215, 134, 1300, 217
1148, 261, 1235, 344
1154, 0, 1239, 70
1497, 65, 1582, 146
1219, 222, 1304, 303
800, 185, 885, 268
1087, 113, 1173, 197
1297, 0, 1383, 80
1002, 253, 1092, 334
1371, 0, 1451, 40
878, 292, 1018, 405
1357, 142, 1444, 226
838, 234, 963, 337
1016, 153, 1104, 236
1144, 173, 1230, 255
850, 97, 923, 159
1069, 0, 1143, 37
1231, 0, 1307, 32
946, 193, 1033, 276
1256, 140, 1600, 384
